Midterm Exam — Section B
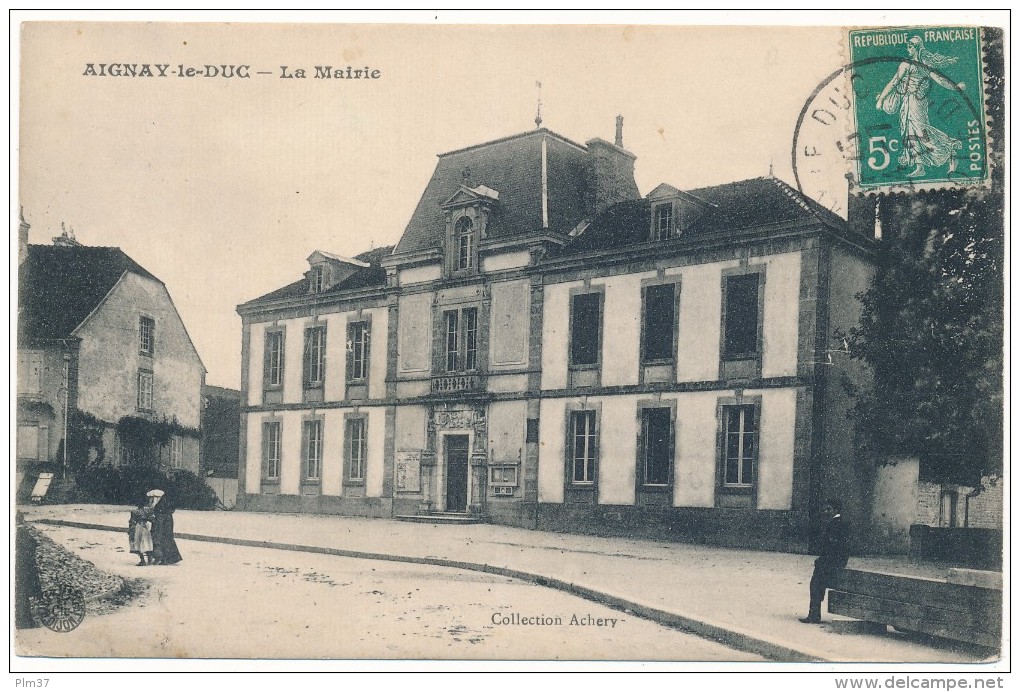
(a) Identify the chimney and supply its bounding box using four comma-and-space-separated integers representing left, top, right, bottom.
18, 207, 29, 265
584, 117, 640, 216
52, 222, 82, 247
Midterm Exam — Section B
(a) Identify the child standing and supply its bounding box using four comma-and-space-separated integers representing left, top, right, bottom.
128, 500, 153, 566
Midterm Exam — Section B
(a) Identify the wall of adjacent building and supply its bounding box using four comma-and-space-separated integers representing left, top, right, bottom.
69, 272, 203, 473
816, 244, 876, 542
75, 272, 203, 430
16, 345, 74, 468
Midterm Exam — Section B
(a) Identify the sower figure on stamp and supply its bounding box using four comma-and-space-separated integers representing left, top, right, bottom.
800, 499, 851, 624
875, 36, 965, 178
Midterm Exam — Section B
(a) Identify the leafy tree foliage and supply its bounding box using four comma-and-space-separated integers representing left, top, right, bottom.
845, 189, 1003, 486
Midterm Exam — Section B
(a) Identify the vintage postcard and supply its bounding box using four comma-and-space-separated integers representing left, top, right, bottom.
12, 12, 1007, 678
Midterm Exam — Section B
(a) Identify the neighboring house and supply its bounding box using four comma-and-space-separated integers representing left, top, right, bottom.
236, 120, 878, 551
17, 219, 205, 492
201, 384, 241, 508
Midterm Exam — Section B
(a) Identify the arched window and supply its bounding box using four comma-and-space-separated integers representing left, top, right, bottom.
456, 217, 473, 270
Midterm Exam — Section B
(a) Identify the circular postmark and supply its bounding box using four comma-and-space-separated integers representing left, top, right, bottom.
793, 49, 987, 212
32, 585, 86, 633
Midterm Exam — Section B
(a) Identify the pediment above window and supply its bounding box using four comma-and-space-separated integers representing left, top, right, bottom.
305, 251, 370, 293
441, 184, 500, 210
646, 183, 713, 240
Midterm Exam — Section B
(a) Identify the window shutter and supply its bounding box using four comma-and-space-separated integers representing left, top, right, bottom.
343, 418, 352, 479
261, 423, 270, 478
300, 422, 310, 480
345, 324, 354, 382
319, 327, 327, 384
263, 332, 272, 388
302, 329, 312, 386
150, 322, 156, 356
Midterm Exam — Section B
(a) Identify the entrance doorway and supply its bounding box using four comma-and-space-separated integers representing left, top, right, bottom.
444, 434, 470, 512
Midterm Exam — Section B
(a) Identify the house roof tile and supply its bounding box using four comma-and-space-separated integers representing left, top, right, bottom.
18, 245, 160, 342
562, 176, 846, 254
241, 245, 393, 307
394, 129, 590, 254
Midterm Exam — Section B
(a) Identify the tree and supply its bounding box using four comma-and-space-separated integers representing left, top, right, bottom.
844, 187, 1003, 487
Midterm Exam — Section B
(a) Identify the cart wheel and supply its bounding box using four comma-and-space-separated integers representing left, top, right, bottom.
32, 585, 86, 633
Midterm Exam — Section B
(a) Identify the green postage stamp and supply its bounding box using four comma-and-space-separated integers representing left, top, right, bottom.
847, 26, 988, 191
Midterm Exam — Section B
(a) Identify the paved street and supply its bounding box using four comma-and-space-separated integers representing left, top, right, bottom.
18, 505, 1001, 664
17, 524, 760, 661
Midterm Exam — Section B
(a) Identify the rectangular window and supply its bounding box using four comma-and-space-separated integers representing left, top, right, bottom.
347, 321, 370, 381
139, 317, 155, 356
724, 274, 760, 358
169, 436, 184, 469
723, 405, 757, 487
458, 230, 473, 270
119, 438, 152, 467
17, 424, 46, 460
303, 325, 327, 386
570, 409, 597, 484
309, 265, 324, 293
464, 308, 478, 371
641, 408, 672, 486
443, 307, 478, 372
262, 421, 281, 480
137, 370, 153, 411
120, 443, 138, 467
264, 330, 285, 387
18, 351, 44, 395
303, 419, 323, 481
643, 283, 677, 363
654, 204, 674, 240
570, 292, 602, 366
346, 417, 367, 482
444, 310, 459, 371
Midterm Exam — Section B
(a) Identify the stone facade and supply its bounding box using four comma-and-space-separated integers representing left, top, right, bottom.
237, 125, 878, 552
17, 236, 205, 489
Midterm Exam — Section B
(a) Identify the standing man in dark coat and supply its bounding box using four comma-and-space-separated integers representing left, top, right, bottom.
800, 499, 851, 624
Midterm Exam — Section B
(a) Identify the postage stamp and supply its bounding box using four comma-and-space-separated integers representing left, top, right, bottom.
847, 26, 988, 191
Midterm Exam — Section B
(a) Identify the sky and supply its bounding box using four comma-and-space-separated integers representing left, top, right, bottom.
14, 12, 1000, 389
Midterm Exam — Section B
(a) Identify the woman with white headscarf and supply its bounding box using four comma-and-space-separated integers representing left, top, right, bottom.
148, 489, 182, 565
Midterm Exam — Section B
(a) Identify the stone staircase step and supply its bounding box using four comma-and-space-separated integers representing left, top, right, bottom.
394, 513, 483, 525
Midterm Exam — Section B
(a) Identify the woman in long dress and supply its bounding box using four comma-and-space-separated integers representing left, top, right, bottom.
149, 493, 183, 565
875, 36, 965, 178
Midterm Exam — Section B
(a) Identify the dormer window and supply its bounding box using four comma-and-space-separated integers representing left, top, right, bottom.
456, 217, 474, 270
441, 186, 497, 277
653, 203, 674, 240
309, 265, 325, 293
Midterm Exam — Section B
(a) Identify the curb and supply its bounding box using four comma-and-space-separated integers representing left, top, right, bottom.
32, 518, 822, 662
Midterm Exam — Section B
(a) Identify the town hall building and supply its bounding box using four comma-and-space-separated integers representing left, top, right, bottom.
236, 118, 877, 551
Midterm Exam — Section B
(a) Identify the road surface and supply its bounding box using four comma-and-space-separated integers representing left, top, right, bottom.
17, 524, 762, 661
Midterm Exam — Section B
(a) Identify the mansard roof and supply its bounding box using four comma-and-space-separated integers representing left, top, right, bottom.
19, 244, 160, 342
562, 176, 847, 254
241, 245, 394, 307
394, 129, 590, 254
